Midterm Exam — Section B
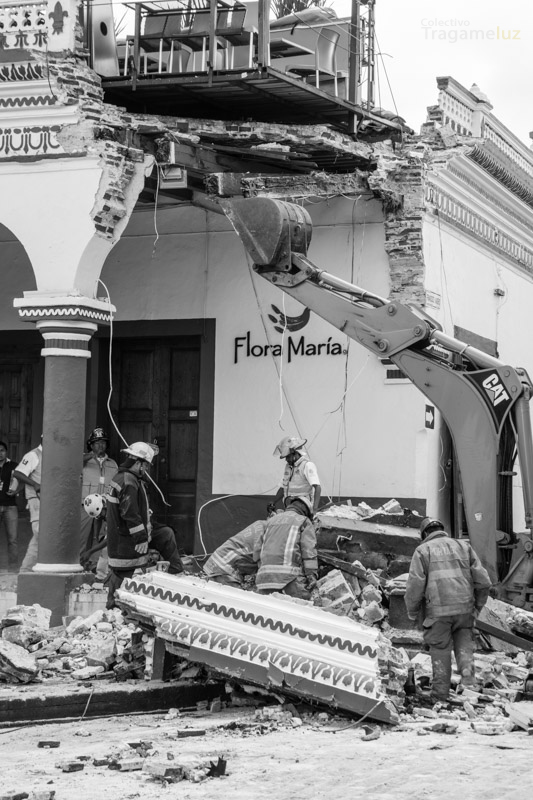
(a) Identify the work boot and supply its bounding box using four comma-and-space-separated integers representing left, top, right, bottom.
429, 647, 452, 701
106, 571, 124, 610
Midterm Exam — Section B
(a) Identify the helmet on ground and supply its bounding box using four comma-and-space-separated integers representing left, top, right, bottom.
419, 517, 444, 540
287, 496, 313, 517
121, 441, 159, 464
273, 436, 307, 459
84, 493, 106, 519
87, 427, 109, 449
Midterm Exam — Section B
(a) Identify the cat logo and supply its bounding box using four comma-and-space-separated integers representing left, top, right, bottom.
481, 373, 510, 408
467, 368, 515, 431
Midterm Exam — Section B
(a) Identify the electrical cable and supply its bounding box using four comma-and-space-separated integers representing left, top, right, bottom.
277, 292, 288, 428
196, 489, 277, 556
151, 164, 161, 256
436, 210, 455, 332
96, 278, 170, 507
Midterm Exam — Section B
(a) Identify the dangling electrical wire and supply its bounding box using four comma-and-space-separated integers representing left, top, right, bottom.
96, 277, 170, 507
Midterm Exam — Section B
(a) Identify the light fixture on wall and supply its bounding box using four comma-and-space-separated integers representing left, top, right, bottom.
493, 288, 506, 297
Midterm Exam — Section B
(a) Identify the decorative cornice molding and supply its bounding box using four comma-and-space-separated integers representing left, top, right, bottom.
0, 61, 44, 82
14, 294, 116, 326
467, 141, 533, 209
0, 123, 64, 160
445, 159, 533, 234
425, 183, 533, 274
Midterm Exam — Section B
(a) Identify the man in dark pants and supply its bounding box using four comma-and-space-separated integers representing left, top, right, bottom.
405, 517, 491, 703
105, 441, 183, 608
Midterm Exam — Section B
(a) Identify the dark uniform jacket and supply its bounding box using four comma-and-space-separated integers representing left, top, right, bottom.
405, 531, 491, 624
106, 468, 151, 570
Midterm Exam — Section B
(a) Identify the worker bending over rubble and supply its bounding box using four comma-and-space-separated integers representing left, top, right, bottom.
269, 436, 321, 516
203, 519, 266, 587
404, 517, 492, 703
254, 496, 318, 599
105, 441, 184, 608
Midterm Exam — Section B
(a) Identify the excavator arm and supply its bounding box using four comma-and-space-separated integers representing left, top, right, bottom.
223, 197, 533, 605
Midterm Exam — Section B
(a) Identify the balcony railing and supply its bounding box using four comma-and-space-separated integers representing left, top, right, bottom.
86, 0, 377, 109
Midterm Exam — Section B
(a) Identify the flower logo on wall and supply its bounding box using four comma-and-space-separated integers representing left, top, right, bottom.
268, 304, 311, 334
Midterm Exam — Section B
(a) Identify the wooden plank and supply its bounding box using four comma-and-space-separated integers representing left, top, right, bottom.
475, 619, 533, 652
317, 550, 369, 580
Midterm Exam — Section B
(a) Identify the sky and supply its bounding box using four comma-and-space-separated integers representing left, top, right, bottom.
111, 0, 532, 146
332, 0, 533, 146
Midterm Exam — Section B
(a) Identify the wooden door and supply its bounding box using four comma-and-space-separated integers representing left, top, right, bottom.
0, 361, 34, 463
110, 336, 201, 551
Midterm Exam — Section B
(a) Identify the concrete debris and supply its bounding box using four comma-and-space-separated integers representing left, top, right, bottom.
0, 605, 148, 685
319, 499, 405, 521
0, 639, 39, 683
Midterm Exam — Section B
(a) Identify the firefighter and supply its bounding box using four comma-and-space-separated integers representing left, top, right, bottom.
404, 517, 491, 703
269, 436, 321, 515
203, 519, 266, 587
254, 496, 318, 600
105, 441, 183, 609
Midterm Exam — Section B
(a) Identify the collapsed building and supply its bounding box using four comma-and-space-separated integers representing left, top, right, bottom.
1, 0, 533, 640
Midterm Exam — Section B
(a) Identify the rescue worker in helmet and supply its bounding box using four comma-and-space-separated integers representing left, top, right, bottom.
404, 516, 491, 703
254, 496, 318, 600
105, 442, 184, 609
269, 436, 321, 516
79, 427, 118, 577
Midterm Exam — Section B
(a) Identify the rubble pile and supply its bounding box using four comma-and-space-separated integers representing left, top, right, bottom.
314, 567, 388, 625
319, 498, 408, 521
0, 604, 151, 684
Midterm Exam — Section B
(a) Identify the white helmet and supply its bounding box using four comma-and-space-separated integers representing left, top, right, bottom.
121, 441, 159, 464
84, 493, 106, 519
273, 436, 307, 459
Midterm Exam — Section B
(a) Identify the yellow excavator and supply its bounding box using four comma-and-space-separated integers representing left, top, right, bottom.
223, 197, 533, 612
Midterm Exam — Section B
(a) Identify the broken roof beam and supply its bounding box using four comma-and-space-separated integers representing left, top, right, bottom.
206, 171, 371, 199
116, 573, 399, 724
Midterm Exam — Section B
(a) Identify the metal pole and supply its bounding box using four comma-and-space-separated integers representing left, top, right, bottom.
133, 2, 142, 89
257, 0, 270, 67
366, 0, 375, 109
208, 0, 216, 72
513, 394, 533, 532
347, 0, 360, 106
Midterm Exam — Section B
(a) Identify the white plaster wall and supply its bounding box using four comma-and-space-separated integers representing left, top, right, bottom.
101, 195, 427, 502
0, 159, 109, 295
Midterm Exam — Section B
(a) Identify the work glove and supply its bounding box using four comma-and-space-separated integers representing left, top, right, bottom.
305, 572, 318, 592
132, 529, 149, 554
267, 503, 276, 516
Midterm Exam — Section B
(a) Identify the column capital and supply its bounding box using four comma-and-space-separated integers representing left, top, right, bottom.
14, 292, 116, 358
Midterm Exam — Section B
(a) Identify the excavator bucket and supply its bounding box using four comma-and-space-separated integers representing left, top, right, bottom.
222, 197, 312, 270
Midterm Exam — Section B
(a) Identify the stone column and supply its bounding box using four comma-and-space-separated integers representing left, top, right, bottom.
35, 317, 96, 571
14, 293, 115, 621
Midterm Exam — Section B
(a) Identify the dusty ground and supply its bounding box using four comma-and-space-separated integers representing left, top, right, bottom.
0, 706, 531, 800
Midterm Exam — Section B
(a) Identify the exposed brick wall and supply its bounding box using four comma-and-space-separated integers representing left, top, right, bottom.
367, 145, 426, 305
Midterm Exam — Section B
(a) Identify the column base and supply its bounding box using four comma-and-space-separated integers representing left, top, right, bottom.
17, 571, 95, 626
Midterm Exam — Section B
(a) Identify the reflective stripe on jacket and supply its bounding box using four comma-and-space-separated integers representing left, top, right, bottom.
404, 531, 491, 623
281, 455, 320, 501
204, 520, 266, 583
254, 507, 317, 591
106, 468, 150, 570
81, 454, 118, 500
